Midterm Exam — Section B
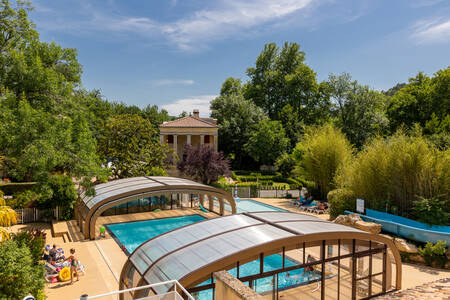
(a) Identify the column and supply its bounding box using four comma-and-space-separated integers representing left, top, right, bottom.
160, 134, 165, 144
200, 134, 205, 145
173, 134, 178, 157
187, 134, 191, 145
214, 134, 218, 152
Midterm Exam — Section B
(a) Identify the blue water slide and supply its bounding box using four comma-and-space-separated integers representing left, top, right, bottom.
344, 209, 450, 245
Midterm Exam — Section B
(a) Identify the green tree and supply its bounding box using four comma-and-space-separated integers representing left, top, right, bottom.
210, 92, 267, 168
245, 42, 330, 124
35, 174, 77, 220
275, 153, 296, 178
387, 68, 450, 132
244, 120, 289, 166
220, 77, 242, 96
327, 73, 388, 148
99, 114, 169, 178
293, 125, 353, 200
0, 240, 45, 299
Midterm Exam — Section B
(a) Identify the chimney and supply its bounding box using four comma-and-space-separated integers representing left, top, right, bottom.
193, 109, 199, 118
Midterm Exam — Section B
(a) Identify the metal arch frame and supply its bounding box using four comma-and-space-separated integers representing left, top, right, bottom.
75, 180, 236, 240
118, 215, 402, 300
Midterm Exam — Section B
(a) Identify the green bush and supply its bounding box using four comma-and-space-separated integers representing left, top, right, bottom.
275, 153, 296, 178
337, 131, 450, 222
418, 240, 447, 268
36, 174, 77, 220
413, 196, 450, 226
8, 190, 40, 208
327, 189, 356, 219
0, 182, 36, 196
293, 124, 353, 200
0, 240, 45, 299
12, 231, 45, 264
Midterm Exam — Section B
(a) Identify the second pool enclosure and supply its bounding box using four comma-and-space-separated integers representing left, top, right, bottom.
119, 211, 402, 300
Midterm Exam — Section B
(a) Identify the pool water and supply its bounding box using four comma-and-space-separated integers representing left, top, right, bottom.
233, 199, 288, 213
193, 254, 321, 299
106, 214, 206, 253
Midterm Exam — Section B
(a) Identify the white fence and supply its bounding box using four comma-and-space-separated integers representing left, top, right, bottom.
257, 189, 300, 198
15, 207, 62, 224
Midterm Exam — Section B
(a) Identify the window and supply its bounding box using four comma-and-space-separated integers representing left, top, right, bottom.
204, 135, 210, 144
168, 135, 174, 143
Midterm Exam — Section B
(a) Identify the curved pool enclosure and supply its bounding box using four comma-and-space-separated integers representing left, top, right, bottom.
345, 209, 450, 244
119, 211, 402, 300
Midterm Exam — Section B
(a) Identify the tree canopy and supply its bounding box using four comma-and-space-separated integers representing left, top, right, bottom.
99, 114, 169, 178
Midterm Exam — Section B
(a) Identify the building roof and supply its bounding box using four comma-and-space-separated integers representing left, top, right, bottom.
126, 211, 376, 293
159, 116, 218, 128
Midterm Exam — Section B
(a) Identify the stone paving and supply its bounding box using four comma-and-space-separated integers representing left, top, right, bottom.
374, 277, 449, 299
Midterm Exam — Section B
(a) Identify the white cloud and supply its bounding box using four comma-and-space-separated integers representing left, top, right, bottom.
152, 79, 195, 86
161, 95, 216, 117
411, 18, 450, 44
34, 0, 317, 50
411, 0, 444, 8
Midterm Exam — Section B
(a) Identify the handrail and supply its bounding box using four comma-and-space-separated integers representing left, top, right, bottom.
78, 279, 194, 300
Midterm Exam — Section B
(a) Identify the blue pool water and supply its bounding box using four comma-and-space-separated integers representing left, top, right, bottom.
231, 199, 288, 213
106, 214, 206, 253
193, 254, 320, 299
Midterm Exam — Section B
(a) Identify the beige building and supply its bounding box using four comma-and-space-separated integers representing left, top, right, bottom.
159, 109, 218, 159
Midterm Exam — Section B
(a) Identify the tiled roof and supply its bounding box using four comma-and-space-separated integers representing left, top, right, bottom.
159, 116, 218, 128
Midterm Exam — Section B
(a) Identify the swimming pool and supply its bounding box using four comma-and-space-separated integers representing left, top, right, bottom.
230, 199, 288, 213
192, 254, 320, 299
106, 214, 206, 253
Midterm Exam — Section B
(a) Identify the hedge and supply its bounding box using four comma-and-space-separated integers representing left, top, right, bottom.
0, 182, 36, 196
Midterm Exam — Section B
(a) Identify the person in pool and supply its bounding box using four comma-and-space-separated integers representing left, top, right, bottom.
64, 248, 79, 284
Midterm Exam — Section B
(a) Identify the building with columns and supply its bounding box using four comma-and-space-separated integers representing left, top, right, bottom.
159, 109, 219, 160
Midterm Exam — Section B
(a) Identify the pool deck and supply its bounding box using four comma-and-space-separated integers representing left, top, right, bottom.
8, 200, 450, 300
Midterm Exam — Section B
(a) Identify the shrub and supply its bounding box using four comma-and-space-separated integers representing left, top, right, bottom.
275, 154, 296, 178
327, 189, 356, 219
418, 240, 447, 268
413, 196, 450, 226
0, 240, 45, 299
12, 231, 45, 264
338, 131, 450, 222
0, 182, 36, 196
293, 124, 353, 200
36, 174, 78, 220
9, 190, 39, 208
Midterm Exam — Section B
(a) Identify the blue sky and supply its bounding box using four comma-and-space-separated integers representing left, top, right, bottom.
31, 0, 450, 116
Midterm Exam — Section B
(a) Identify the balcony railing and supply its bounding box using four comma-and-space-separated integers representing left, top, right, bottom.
78, 280, 194, 300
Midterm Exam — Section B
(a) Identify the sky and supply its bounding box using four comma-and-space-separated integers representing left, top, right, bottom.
30, 0, 450, 117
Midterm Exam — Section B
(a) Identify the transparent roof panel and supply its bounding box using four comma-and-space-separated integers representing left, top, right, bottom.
85, 182, 162, 209
80, 177, 151, 203
144, 224, 295, 293
278, 221, 363, 235
130, 214, 262, 274
248, 211, 323, 223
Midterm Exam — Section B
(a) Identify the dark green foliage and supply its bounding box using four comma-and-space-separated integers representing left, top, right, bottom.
9, 190, 39, 208
0, 240, 45, 299
210, 92, 267, 168
244, 120, 289, 166
327, 189, 356, 219
418, 240, 447, 268
35, 174, 77, 220
275, 153, 296, 178
12, 230, 45, 264
0, 182, 35, 196
413, 196, 450, 226
98, 114, 169, 178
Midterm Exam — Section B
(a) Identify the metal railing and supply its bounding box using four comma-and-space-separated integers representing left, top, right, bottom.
78, 280, 194, 300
